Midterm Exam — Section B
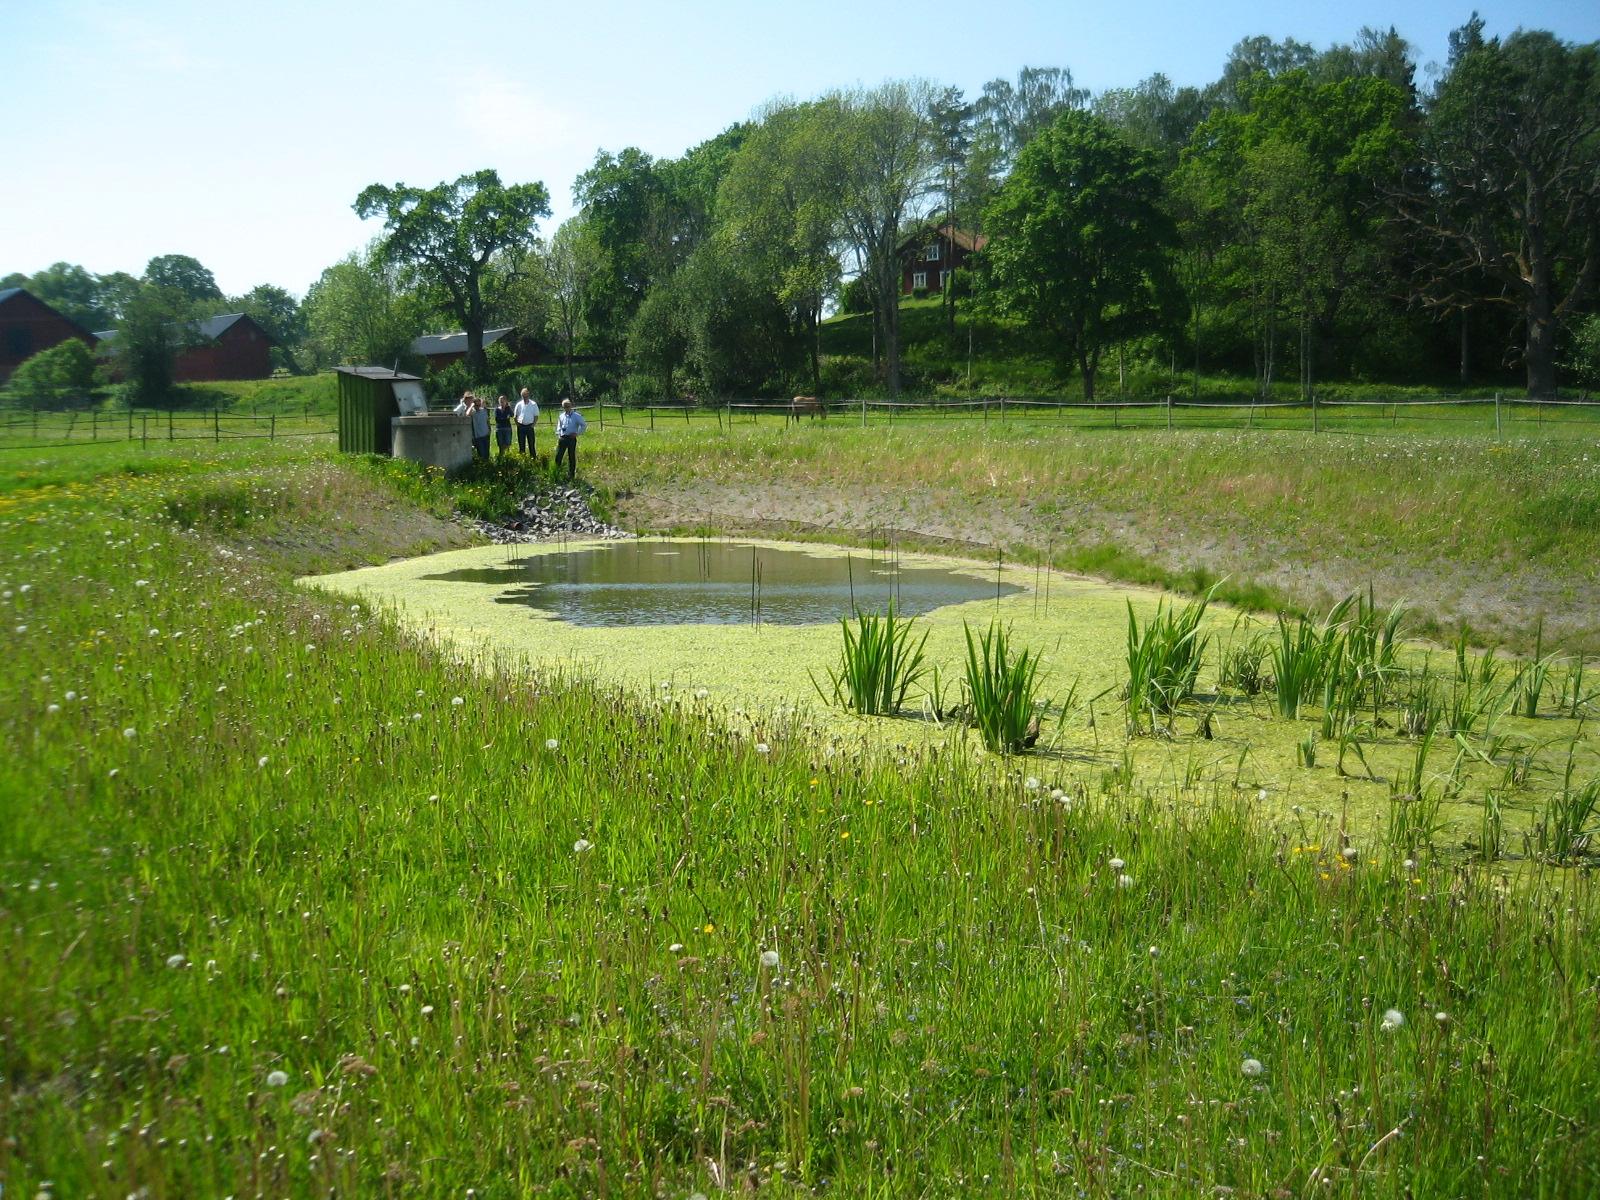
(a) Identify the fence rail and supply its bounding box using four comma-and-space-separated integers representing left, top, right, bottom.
0, 408, 336, 449
3, 392, 1596, 451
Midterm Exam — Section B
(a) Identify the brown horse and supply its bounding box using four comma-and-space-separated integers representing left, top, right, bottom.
788, 395, 826, 424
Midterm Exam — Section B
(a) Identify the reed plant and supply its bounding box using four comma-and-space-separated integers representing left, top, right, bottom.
1269, 614, 1330, 719
963, 620, 1045, 754
818, 603, 930, 716
1123, 589, 1213, 729
1514, 618, 1555, 718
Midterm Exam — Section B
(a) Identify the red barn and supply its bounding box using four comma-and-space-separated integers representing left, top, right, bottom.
0, 287, 100, 382
94, 313, 275, 382
410, 326, 550, 372
898, 224, 988, 296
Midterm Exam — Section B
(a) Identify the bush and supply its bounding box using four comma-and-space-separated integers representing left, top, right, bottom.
839, 276, 873, 315
911, 287, 930, 301
4, 339, 101, 409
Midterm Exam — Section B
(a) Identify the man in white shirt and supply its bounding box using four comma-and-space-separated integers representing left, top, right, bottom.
513, 388, 540, 456
555, 398, 587, 480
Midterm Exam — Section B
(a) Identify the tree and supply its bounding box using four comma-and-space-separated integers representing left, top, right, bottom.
116, 286, 195, 407
828, 81, 941, 396
983, 110, 1183, 401
973, 66, 1088, 172
541, 217, 602, 399
5, 262, 109, 329
143, 254, 222, 303
236, 284, 307, 373
1401, 29, 1600, 395
626, 278, 688, 398
5, 339, 99, 409
354, 170, 551, 376
303, 245, 428, 369
718, 101, 845, 390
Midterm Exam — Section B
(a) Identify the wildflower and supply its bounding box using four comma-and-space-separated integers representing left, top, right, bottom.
451, 696, 464, 707
840, 830, 850, 840
755, 743, 771, 754
1241, 1057, 1265, 1078
46, 703, 60, 714
123, 727, 137, 739
1342, 847, 1359, 860
1434, 1011, 1449, 1025
669, 943, 684, 953
1024, 776, 1041, 791
420, 1004, 435, 1016
545, 737, 559, 750
1403, 858, 1416, 871
703, 923, 716, 934
166, 953, 186, 969
1256, 788, 1268, 802
573, 838, 593, 853
266, 1070, 289, 1088
1108, 857, 1126, 871
760, 949, 781, 969
1381, 1008, 1405, 1031
257, 756, 270, 769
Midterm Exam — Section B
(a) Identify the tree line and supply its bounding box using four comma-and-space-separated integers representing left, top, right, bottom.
9, 16, 1599, 405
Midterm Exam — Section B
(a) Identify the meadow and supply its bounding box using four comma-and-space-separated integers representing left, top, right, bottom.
2, 423, 1598, 1198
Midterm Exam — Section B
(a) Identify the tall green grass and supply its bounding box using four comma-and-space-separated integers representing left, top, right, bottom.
818, 603, 930, 716
1123, 589, 1213, 729
962, 620, 1045, 754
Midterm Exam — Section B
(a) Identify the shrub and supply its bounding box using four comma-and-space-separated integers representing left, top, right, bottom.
4, 339, 100, 409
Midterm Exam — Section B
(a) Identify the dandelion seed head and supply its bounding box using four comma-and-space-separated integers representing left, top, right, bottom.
122, 727, 136, 739
265, 1070, 289, 1088
1381, 1008, 1405, 1031
573, 838, 593, 853
545, 737, 559, 750
1024, 776, 1040, 791
669, 943, 684, 953
451, 696, 464, 707
1241, 1057, 1265, 1078
1342, 846, 1359, 860
760, 949, 780, 969
1108, 857, 1126, 871
257, 756, 270, 769
755, 742, 771, 754
165, 953, 186, 969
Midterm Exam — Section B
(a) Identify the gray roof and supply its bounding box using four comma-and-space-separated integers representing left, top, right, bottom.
410, 326, 515, 357
334, 365, 422, 381
92, 312, 265, 347
0, 287, 22, 305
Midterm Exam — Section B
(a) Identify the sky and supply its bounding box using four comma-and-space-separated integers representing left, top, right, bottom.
4, 0, 1597, 300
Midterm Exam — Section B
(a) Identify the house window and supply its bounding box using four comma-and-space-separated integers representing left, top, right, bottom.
912, 271, 928, 290
940, 269, 952, 289
923, 243, 941, 262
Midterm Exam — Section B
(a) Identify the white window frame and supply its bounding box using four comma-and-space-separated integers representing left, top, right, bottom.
912, 271, 928, 290
940, 269, 952, 289
923, 243, 942, 262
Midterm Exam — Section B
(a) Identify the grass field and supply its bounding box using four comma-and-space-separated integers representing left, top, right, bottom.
3, 423, 1598, 1197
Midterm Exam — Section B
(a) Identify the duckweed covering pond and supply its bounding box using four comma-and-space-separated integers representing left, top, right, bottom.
307, 538, 1597, 845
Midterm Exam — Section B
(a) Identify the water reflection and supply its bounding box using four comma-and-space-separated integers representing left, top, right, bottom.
421, 539, 1020, 627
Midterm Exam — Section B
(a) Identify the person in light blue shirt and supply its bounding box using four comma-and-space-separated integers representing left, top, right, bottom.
555, 398, 586, 480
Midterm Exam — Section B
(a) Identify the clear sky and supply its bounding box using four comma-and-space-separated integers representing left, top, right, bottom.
4, 0, 1596, 300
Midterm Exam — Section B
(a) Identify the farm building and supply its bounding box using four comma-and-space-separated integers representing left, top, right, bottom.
898, 224, 987, 296
93, 313, 275, 382
409, 326, 550, 371
0, 287, 100, 382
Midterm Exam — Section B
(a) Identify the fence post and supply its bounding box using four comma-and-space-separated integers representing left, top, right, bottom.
860, 397, 866, 428
168, 411, 174, 441
214, 408, 219, 442
1311, 392, 1319, 434
1495, 391, 1502, 439
141, 412, 148, 447
92, 410, 98, 441
649, 406, 655, 431
1166, 394, 1173, 430
270, 414, 276, 442
127, 407, 133, 440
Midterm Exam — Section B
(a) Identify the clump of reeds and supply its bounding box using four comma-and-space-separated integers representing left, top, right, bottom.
963, 620, 1045, 754
818, 603, 929, 716
1124, 589, 1213, 730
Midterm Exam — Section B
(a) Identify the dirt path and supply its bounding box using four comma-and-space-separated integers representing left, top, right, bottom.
618, 479, 1599, 652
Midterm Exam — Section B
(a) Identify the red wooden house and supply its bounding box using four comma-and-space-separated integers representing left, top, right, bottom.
898, 224, 987, 296
0, 287, 100, 382
94, 313, 275, 382
410, 326, 551, 372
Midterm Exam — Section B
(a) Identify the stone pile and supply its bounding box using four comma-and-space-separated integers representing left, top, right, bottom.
464, 485, 631, 544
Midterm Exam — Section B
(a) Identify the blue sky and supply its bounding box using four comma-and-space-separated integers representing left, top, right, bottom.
4, 0, 1596, 299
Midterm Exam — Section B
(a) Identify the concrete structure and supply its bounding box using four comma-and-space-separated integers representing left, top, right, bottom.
391, 412, 473, 472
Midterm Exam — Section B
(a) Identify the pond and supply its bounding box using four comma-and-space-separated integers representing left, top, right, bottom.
419, 538, 1021, 627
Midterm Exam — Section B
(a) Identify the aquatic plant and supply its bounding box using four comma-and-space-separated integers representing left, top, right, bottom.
963, 620, 1044, 754
819, 603, 930, 717
1124, 588, 1213, 728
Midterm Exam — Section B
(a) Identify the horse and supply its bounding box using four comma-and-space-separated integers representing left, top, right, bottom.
788, 395, 826, 424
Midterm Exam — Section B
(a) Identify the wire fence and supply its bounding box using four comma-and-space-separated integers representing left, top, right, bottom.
0, 407, 336, 450
3, 391, 1596, 451
589, 393, 1600, 437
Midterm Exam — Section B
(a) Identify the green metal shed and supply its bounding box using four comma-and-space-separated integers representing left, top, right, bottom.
336, 366, 424, 455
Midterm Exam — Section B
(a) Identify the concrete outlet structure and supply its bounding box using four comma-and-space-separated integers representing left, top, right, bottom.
392, 414, 473, 473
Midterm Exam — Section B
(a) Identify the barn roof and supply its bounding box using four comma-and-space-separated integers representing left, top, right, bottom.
896, 223, 989, 255
92, 312, 271, 347
410, 326, 516, 357
0, 287, 22, 305
334, 365, 423, 381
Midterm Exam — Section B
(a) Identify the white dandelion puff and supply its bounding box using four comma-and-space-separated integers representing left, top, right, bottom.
669, 943, 684, 953
257, 756, 270, 769
1024, 776, 1041, 791
573, 838, 593, 854
451, 696, 464, 707
265, 1070, 289, 1088
1381, 1008, 1405, 1031
1241, 1057, 1265, 1078
755, 742, 771, 754
123, 727, 137, 739
1117, 874, 1134, 888
545, 737, 559, 751
166, 953, 186, 969
760, 949, 781, 970
1108, 857, 1126, 871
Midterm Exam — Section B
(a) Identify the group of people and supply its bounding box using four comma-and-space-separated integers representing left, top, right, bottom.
452, 387, 587, 479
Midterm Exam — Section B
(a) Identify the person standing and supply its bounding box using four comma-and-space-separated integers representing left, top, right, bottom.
554, 398, 586, 480
469, 394, 491, 460
494, 394, 514, 456
513, 387, 540, 456
453, 389, 474, 416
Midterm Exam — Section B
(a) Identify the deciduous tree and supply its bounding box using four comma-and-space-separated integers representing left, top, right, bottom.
354, 170, 551, 376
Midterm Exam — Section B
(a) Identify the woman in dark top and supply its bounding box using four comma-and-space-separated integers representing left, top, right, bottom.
494, 395, 514, 456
